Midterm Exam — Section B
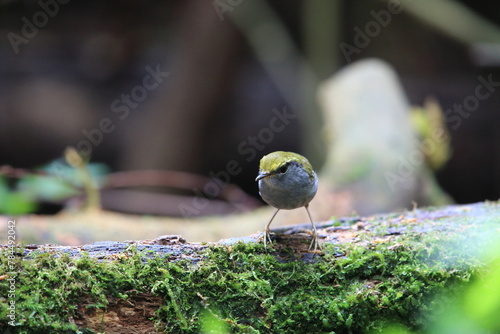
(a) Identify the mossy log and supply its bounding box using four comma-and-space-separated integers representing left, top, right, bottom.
0, 201, 499, 333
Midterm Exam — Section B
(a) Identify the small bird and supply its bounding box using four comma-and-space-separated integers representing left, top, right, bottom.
255, 151, 319, 251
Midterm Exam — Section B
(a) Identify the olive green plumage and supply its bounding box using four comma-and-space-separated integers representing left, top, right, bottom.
257, 151, 316, 181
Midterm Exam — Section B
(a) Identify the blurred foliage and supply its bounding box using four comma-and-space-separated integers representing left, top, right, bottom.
0, 177, 37, 215
380, 234, 500, 334
200, 308, 230, 334
0, 159, 109, 215
427, 243, 500, 334
410, 98, 451, 171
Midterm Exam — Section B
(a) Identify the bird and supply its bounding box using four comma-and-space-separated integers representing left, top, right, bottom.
255, 151, 319, 252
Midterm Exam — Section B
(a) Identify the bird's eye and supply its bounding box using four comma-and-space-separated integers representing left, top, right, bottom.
277, 164, 288, 174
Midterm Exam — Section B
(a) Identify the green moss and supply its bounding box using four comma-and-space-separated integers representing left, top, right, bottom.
0, 226, 493, 333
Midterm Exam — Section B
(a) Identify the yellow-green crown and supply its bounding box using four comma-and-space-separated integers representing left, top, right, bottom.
259, 151, 314, 175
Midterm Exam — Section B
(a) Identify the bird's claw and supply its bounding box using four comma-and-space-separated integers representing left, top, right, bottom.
263, 230, 273, 249
308, 231, 321, 253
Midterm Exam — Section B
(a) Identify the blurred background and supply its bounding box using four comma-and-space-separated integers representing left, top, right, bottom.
0, 0, 499, 220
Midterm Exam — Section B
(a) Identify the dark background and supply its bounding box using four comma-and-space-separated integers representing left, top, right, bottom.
1, 0, 499, 211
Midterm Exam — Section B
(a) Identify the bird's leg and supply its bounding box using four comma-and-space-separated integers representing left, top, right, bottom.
263, 208, 280, 249
305, 205, 320, 252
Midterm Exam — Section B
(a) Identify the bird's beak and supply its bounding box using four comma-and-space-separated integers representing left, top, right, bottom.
255, 172, 271, 181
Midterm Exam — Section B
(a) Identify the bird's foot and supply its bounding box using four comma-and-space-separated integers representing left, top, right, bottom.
262, 230, 274, 249
308, 231, 321, 253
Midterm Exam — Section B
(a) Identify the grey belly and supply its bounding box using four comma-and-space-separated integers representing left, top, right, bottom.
259, 183, 315, 209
